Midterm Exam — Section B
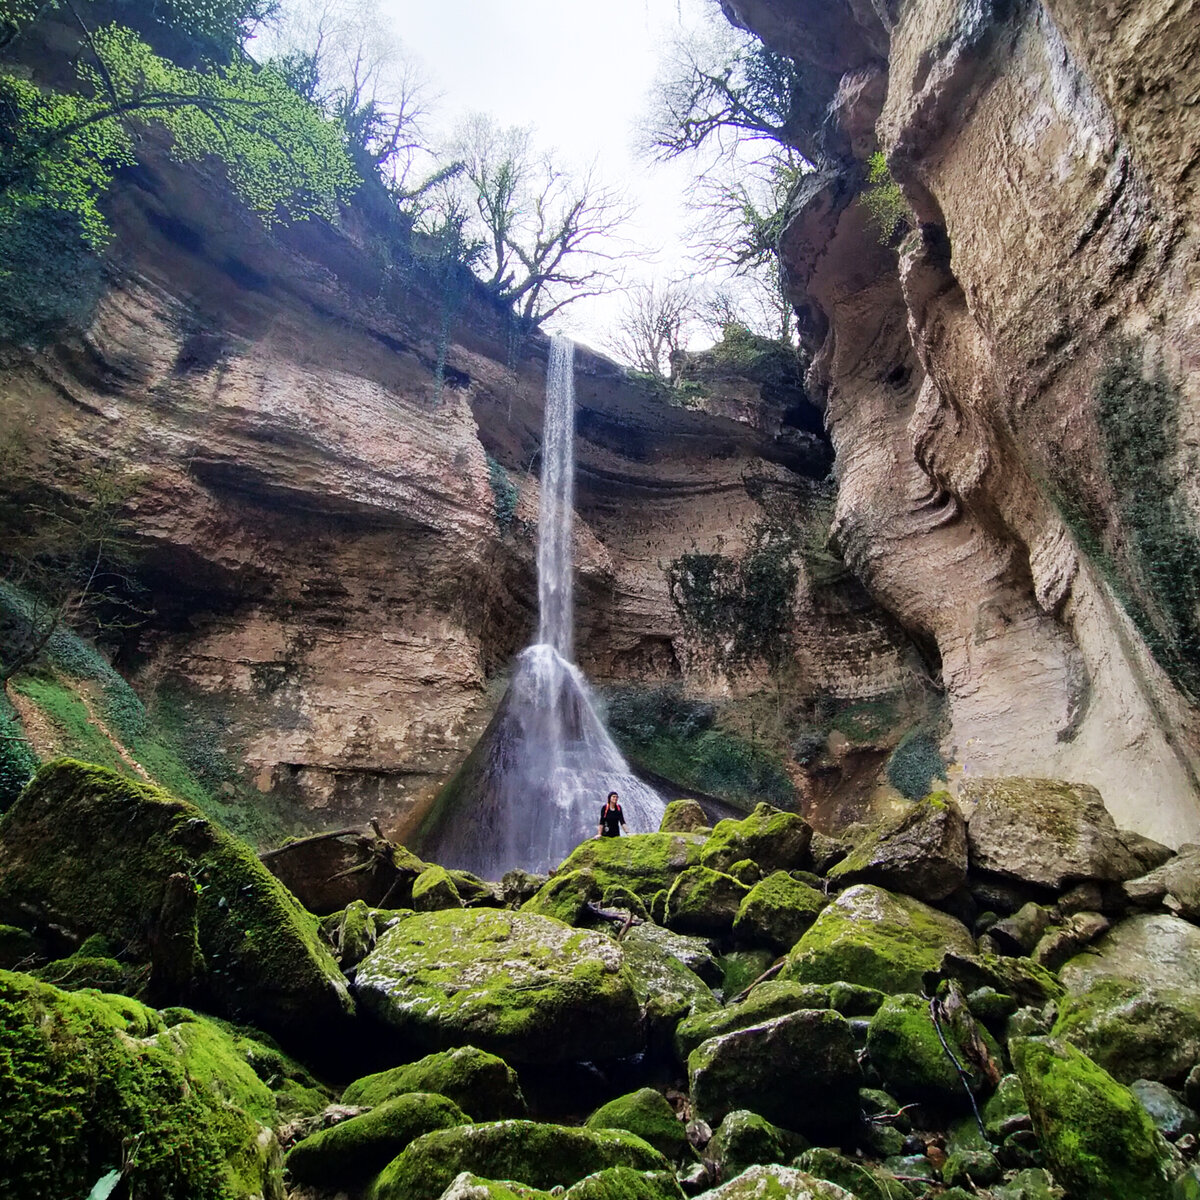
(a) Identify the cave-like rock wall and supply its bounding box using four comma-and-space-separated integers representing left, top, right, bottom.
724, 0, 1200, 842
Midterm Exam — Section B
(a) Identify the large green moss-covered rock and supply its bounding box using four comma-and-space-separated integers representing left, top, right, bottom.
674, 980, 883, 1064
438, 1174, 549, 1200
0, 969, 282, 1200
620, 930, 718, 1055
622, 923, 720, 984
694, 1164, 856, 1199
520, 871, 600, 925
354, 909, 643, 1063
659, 800, 709, 834
708, 1109, 792, 1179
733, 871, 827, 953
585, 1089, 689, 1160
964, 778, 1140, 887
413, 865, 465, 912
563, 1167, 684, 1200
342, 1045, 527, 1118
700, 805, 812, 875
1012, 1037, 1176, 1199
782, 884, 974, 994
1056, 915, 1200, 1084
828, 794, 967, 902
665, 866, 749, 936
0, 760, 353, 1049
688, 1009, 861, 1135
793, 1149, 898, 1200
866, 992, 1000, 1105
367, 1120, 671, 1200
552, 833, 707, 903
286, 1092, 467, 1186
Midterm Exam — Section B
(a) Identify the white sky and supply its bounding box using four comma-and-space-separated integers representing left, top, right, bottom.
376, 0, 724, 353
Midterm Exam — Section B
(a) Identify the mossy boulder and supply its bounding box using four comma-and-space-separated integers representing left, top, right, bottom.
0, 969, 282, 1200
828, 793, 967, 902
342, 1045, 527, 1119
1012, 1037, 1177, 1199
718, 948, 775, 997
866, 992, 1000, 1105
367, 1120, 671, 1200
674, 980, 883, 1064
700, 804, 812, 875
585, 1089, 689, 1160
708, 1109, 791, 1179
782, 884, 974, 994
1056, 915, 1200, 1084
793, 1148, 898, 1200
688, 1009, 861, 1136
0, 760, 353, 1049
562, 1167, 685, 1200
963, 778, 1140, 887
552, 833, 707, 903
659, 800, 709, 833
733, 871, 827, 953
286, 1091, 468, 1186
438, 1176, 548, 1200
0, 921, 37, 967
664, 866, 749, 936
622, 923, 720, 985
695, 1164, 858, 1199
521, 870, 600, 925
619, 930, 718, 1055
413, 865, 465, 911
353, 909, 644, 1063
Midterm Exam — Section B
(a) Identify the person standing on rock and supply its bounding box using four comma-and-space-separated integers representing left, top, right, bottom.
597, 792, 627, 838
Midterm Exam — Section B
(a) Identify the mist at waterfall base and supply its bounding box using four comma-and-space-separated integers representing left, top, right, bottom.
417, 338, 667, 878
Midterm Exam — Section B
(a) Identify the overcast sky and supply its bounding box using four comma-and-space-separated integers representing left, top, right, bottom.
375, 0, 724, 352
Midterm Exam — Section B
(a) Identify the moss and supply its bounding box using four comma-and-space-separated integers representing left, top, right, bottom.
562, 1167, 685, 1200
674, 979, 883, 1063
794, 1148, 908, 1200
0, 759, 353, 1050
344, 1045, 525, 1119
438, 1177, 550, 1200
885, 732, 947, 800
487, 455, 521, 534
619, 933, 718, 1056
733, 870, 826, 953
0, 970, 280, 1200
0, 921, 37, 968
287, 1091, 469, 1185
32, 954, 147, 994
701, 804, 812, 875
698, 1165, 867, 1200
521, 870, 600, 925
412, 864, 464, 911
708, 1110, 791, 1178
367, 1121, 671, 1200
1012, 1037, 1174, 1199
0, 692, 38, 810
658, 799, 709, 833
716, 949, 774, 999
782, 884, 974, 994
664, 867, 749, 937
552, 833, 707, 903
600, 885, 650, 921
585, 1089, 689, 1161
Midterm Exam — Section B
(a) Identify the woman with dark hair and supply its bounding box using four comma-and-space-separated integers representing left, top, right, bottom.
597, 791, 626, 838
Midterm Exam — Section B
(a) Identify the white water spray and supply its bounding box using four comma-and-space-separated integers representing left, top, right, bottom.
418, 336, 667, 876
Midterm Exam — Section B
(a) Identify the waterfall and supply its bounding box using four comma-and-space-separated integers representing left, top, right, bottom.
416, 336, 667, 877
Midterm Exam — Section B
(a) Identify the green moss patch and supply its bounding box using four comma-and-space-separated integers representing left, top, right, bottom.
585, 1089, 689, 1160
552, 833, 707, 904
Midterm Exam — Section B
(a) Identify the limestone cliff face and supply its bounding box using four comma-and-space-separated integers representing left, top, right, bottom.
0, 149, 916, 837
724, 0, 1200, 842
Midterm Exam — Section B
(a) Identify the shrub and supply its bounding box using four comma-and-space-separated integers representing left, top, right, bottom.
886, 730, 946, 800
860, 152, 909, 243
0, 693, 37, 810
486, 455, 519, 533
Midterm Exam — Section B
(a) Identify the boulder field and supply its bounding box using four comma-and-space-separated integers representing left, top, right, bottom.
4, 759, 1200, 1199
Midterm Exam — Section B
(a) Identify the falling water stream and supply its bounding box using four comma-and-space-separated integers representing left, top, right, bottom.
417, 336, 667, 877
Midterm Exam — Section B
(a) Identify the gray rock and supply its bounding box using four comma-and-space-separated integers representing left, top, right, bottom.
1131, 1080, 1200, 1140
989, 903, 1053, 955
1060, 914, 1200, 997
1031, 911, 1111, 970
808, 832, 850, 875
1120, 831, 1176, 875
964, 778, 1141, 887
620, 931, 718, 1056
827, 794, 967, 902
623, 924, 720, 986
991, 1169, 1061, 1200
1124, 848, 1200, 921
942, 1149, 1002, 1187
687, 1009, 861, 1137
707, 1110, 790, 1180
691, 1165, 856, 1200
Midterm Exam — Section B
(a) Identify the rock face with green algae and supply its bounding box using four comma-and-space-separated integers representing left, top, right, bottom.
1012, 1037, 1178, 1200
562, 1166, 685, 1200
622, 923, 720, 984
352, 908, 644, 1063
366, 1120, 671, 1200
285, 1091, 468, 1186
687, 1009, 861, 1135
619, 931, 719, 1056
659, 799, 709, 834
692, 1164, 857, 1199
665, 866, 750, 936
0, 969, 283, 1200
700, 804, 813, 875
674, 980, 883, 1064
438, 1174, 550, 1200
341, 1045, 527, 1118
866, 993, 1000, 1105
585, 1088, 689, 1160
963, 778, 1141, 888
551, 833, 707, 903
708, 1109, 792, 1180
0, 760, 353, 1049
520, 870, 601, 924
733, 871, 827, 953
782, 884, 975, 994
827, 793, 967, 902
793, 1148, 900, 1200
413, 865, 465, 911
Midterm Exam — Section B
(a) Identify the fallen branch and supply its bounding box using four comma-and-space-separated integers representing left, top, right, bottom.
729, 959, 784, 1005
929, 994, 988, 1141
